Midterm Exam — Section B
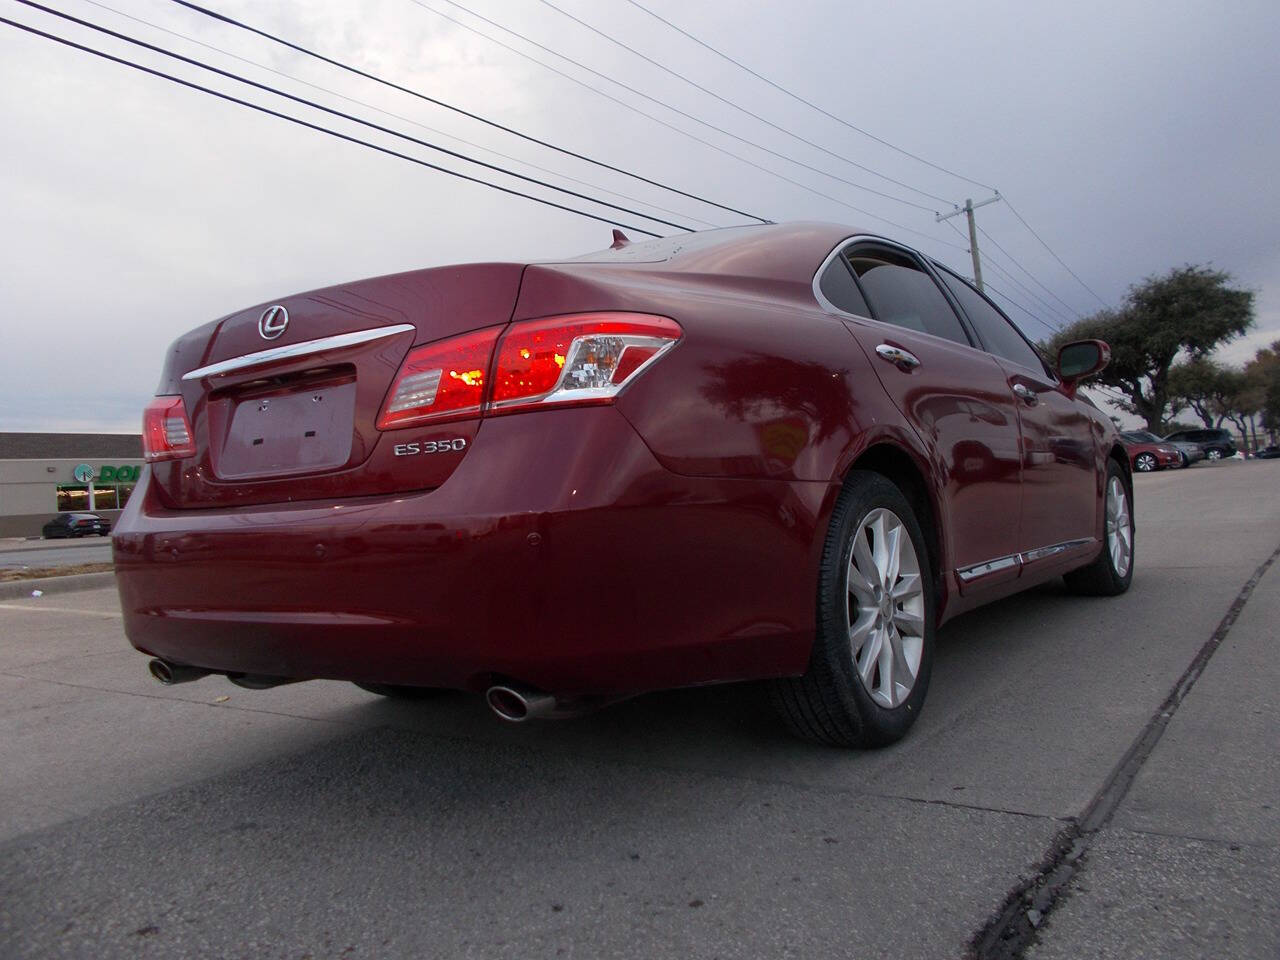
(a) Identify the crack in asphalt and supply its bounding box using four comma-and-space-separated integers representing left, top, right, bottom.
966, 541, 1280, 960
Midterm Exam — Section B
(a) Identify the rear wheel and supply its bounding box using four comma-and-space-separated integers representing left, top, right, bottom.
771, 471, 935, 748
353, 682, 445, 700
1064, 460, 1134, 596
1134, 452, 1157, 472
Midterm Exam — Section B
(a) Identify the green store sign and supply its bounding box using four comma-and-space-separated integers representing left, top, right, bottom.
72, 463, 142, 484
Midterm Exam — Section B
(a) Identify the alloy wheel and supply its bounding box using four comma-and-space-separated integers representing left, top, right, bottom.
1207, 449, 1223, 461
1135, 453, 1156, 472
846, 508, 925, 709
1105, 476, 1132, 578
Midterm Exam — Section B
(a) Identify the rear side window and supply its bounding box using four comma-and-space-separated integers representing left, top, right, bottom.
936, 266, 1045, 372
845, 247, 970, 346
817, 256, 871, 317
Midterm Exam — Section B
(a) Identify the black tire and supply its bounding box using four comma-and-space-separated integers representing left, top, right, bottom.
1206, 448, 1224, 461
770, 471, 935, 748
1064, 459, 1134, 597
1133, 452, 1157, 472
353, 682, 445, 700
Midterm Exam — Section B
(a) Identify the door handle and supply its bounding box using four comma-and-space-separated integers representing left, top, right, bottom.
875, 344, 921, 371
1012, 383, 1038, 406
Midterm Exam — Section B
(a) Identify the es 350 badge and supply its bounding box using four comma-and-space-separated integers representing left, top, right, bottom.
393, 439, 468, 456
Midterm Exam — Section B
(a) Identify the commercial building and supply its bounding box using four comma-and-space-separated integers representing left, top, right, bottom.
0, 433, 144, 538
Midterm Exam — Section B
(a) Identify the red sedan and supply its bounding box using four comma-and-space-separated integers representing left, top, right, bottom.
114, 223, 1134, 747
1119, 432, 1182, 472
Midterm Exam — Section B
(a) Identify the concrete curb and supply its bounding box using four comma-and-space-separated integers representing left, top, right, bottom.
0, 571, 117, 601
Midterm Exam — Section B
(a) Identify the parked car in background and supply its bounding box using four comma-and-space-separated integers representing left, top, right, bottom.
1121, 430, 1204, 467
1256, 445, 1280, 460
42, 513, 111, 538
1119, 433, 1181, 472
1163, 427, 1237, 461
114, 222, 1137, 748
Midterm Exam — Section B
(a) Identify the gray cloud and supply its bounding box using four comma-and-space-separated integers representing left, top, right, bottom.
1, 0, 1277, 431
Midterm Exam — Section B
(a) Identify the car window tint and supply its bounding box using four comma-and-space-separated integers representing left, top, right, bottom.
935, 266, 1045, 371
846, 248, 970, 345
817, 256, 870, 316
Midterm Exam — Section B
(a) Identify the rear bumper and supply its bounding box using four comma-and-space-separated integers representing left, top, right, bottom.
113, 407, 834, 695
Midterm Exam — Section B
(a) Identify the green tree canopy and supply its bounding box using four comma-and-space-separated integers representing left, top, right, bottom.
1167, 357, 1242, 428
1244, 339, 1280, 436
1045, 265, 1254, 431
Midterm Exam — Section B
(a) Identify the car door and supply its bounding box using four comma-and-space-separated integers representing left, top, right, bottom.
816, 240, 1024, 589
934, 266, 1098, 567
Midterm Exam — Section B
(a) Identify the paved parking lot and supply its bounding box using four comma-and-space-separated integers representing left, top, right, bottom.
1, 462, 1276, 959
0, 536, 113, 569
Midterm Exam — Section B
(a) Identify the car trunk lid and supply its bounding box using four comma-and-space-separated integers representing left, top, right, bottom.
150, 263, 524, 509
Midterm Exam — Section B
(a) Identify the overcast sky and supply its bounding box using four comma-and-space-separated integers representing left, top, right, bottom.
1, 0, 1277, 432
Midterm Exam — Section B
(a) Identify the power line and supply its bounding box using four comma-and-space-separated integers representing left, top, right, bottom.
409, 0, 969, 253
980, 258, 1070, 329
619, 0, 997, 194
416, 0, 946, 215
0, 15, 665, 237
941, 211, 1074, 328
163, 0, 763, 224
17, 0, 695, 232
394, 0, 962, 252
81, 0, 720, 228
982, 281, 1058, 337
1003, 197, 1109, 308
976, 223, 1081, 321
938, 222, 1058, 335
531, 0, 956, 207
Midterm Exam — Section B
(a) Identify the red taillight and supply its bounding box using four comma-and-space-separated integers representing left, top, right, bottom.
489, 313, 681, 414
142, 395, 195, 462
377, 314, 681, 430
377, 325, 502, 429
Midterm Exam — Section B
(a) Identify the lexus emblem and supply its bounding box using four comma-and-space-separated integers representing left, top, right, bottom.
258, 305, 289, 340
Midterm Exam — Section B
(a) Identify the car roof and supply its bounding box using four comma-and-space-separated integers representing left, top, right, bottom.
550, 222, 880, 282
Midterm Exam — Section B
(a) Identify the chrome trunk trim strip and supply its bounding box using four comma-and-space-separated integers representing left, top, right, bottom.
182, 324, 415, 381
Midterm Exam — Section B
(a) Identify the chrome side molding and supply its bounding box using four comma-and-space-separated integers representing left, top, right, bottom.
956, 555, 1019, 583
1021, 538, 1095, 564
957, 538, 1097, 584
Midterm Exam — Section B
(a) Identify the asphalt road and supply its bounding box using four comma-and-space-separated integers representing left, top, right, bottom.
0, 536, 113, 569
1, 462, 1276, 959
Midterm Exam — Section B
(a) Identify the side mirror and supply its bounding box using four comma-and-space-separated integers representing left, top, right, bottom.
1057, 340, 1110, 389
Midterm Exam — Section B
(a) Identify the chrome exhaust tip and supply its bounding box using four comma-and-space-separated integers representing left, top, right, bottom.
485, 684, 558, 722
147, 658, 212, 685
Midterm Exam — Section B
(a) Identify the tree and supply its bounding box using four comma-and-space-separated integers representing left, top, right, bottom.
1220, 372, 1263, 448
1244, 340, 1280, 439
1045, 266, 1254, 431
1167, 357, 1242, 428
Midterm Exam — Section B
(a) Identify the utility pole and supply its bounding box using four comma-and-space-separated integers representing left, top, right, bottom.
936, 193, 1001, 292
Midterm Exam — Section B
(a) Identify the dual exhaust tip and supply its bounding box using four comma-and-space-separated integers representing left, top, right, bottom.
149, 659, 578, 723
147, 658, 294, 690
484, 684, 560, 722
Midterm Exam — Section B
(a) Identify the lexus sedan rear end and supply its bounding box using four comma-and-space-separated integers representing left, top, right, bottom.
114, 223, 1134, 746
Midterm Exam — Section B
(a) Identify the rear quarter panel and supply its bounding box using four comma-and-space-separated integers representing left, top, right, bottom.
514, 263, 902, 484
